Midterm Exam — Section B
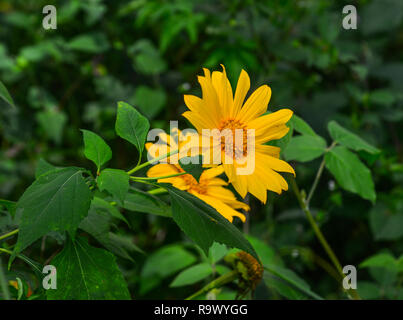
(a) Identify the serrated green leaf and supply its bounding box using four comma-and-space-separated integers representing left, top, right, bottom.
283, 135, 327, 162
328, 121, 380, 154
164, 184, 258, 260
47, 236, 130, 300
15, 167, 92, 253
115, 101, 150, 161
325, 146, 376, 202
81, 129, 112, 172
170, 263, 213, 287
97, 169, 129, 204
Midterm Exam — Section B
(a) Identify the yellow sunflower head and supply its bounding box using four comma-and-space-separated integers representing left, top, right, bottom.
182, 65, 295, 204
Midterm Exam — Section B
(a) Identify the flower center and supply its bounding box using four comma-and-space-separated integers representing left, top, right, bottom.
176, 166, 208, 194
218, 119, 249, 159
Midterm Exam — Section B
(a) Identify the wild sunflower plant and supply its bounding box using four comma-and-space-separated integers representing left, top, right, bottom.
0, 66, 378, 300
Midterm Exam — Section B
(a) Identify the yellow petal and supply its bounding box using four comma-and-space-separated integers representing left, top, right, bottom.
248, 109, 293, 141
258, 152, 295, 175
184, 94, 204, 113
196, 193, 246, 223
238, 85, 272, 123
182, 111, 214, 132
200, 165, 224, 180
232, 69, 250, 118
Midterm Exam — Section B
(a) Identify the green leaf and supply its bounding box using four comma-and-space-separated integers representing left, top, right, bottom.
246, 235, 282, 268
208, 242, 228, 264
179, 155, 204, 181
140, 244, 197, 294
91, 196, 128, 225
290, 115, 316, 136
36, 109, 67, 145
97, 169, 129, 204
164, 185, 258, 260
170, 263, 213, 287
67, 33, 109, 53
0, 199, 16, 217
115, 101, 150, 161
81, 129, 112, 172
325, 146, 376, 202
47, 236, 130, 300
79, 201, 135, 261
128, 39, 167, 75
0, 80, 15, 108
35, 158, 58, 178
133, 86, 166, 119
264, 264, 323, 300
328, 121, 380, 154
370, 205, 403, 241
283, 135, 327, 162
360, 253, 397, 271
15, 167, 92, 253
123, 189, 171, 217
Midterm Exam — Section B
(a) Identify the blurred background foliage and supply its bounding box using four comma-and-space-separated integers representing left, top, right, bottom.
1, 0, 403, 299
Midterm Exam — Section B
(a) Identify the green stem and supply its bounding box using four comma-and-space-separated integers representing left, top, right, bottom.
306, 158, 326, 207
0, 257, 10, 300
289, 176, 361, 300
127, 149, 179, 175
130, 172, 186, 181
306, 142, 337, 207
186, 270, 238, 300
0, 229, 19, 241
147, 188, 168, 195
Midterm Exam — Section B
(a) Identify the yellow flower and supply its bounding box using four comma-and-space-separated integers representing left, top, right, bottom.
182, 65, 295, 203
147, 164, 249, 223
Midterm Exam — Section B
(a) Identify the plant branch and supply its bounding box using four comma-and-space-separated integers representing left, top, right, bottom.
306, 142, 337, 207
127, 149, 179, 175
186, 270, 238, 300
289, 176, 360, 300
130, 172, 186, 182
0, 229, 19, 242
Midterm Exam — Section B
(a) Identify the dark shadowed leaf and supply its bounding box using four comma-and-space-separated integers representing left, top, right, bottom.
164, 185, 258, 260
47, 236, 130, 300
